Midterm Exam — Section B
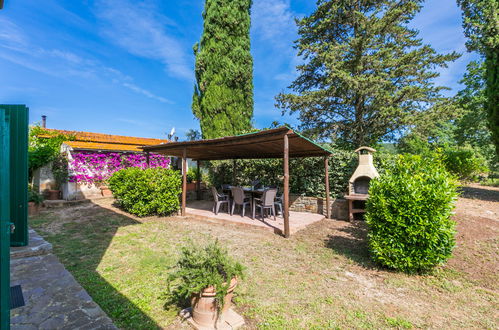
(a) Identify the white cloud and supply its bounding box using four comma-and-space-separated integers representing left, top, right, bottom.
252, 0, 296, 44
0, 17, 172, 104
94, 0, 193, 80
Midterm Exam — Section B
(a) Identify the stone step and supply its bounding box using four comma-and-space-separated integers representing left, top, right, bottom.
10, 229, 52, 259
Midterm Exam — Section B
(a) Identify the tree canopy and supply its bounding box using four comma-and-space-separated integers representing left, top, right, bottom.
457, 0, 499, 155
192, 0, 254, 139
276, 0, 459, 148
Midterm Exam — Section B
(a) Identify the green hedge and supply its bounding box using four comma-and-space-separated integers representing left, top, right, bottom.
365, 154, 458, 273
207, 149, 397, 198
108, 167, 181, 217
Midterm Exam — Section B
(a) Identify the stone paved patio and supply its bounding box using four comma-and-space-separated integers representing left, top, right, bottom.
10, 230, 116, 330
186, 200, 325, 235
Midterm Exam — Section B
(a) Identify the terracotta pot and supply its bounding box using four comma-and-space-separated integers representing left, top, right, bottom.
191, 277, 237, 328
186, 182, 197, 191
28, 202, 40, 216
100, 186, 113, 197
47, 190, 60, 200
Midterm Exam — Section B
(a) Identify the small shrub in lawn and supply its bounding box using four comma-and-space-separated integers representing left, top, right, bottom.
443, 146, 488, 181
108, 167, 181, 216
365, 154, 458, 273
168, 240, 244, 310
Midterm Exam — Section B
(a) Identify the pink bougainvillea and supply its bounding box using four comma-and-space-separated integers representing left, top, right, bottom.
68, 151, 170, 186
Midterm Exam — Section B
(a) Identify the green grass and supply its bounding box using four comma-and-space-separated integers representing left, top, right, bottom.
30, 201, 498, 329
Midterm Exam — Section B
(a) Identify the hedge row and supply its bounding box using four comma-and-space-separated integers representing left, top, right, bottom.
206, 149, 397, 198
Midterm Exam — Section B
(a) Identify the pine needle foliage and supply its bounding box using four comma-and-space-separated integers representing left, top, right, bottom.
168, 240, 244, 311
276, 0, 460, 148
192, 0, 254, 139
457, 0, 499, 155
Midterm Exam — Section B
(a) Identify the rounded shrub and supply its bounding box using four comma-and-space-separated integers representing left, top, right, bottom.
442, 146, 488, 181
365, 154, 458, 273
108, 167, 181, 217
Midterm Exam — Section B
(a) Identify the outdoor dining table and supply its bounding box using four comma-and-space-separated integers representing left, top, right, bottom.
222, 186, 266, 204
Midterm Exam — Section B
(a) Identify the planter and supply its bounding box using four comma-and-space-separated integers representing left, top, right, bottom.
100, 186, 113, 197
28, 202, 40, 216
190, 277, 237, 328
186, 182, 197, 191
47, 189, 60, 200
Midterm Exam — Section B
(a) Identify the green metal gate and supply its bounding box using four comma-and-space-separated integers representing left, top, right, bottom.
1, 105, 28, 247
0, 108, 11, 329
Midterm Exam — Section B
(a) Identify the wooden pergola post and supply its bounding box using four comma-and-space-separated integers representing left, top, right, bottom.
196, 160, 201, 200
145, 152, 150, 168
181, 148, 187, 216
324, 156, 331, 219
283, 133, 290, 238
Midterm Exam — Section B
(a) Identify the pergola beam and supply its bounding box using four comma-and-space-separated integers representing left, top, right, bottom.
283, 133, 290, 238
324, 156, 331, 219
181, 148, 187, 216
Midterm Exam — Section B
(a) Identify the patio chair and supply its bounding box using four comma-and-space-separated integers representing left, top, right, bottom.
230, 186, 252, 217
211, 187, 230, 215
253, 188, 277, 221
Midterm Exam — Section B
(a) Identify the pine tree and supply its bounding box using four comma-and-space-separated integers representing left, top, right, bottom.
276, 0, 459, 148
192, 0, 254, 139
457, 0, 499, 155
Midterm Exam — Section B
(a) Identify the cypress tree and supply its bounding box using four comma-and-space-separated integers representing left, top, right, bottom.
276, 0, 460, 148
192, 0, 254, 139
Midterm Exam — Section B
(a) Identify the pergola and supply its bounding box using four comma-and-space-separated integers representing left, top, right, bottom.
142, 126, 332, 238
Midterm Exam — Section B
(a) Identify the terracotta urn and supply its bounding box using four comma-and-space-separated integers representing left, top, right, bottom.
28, 202, 40, 216
190, 277, 237, 328
47, 189, 60, 200
100, 186, 113, 197
186, 182, 197, 191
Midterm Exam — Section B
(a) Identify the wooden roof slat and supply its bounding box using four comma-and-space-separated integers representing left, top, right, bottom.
142, 126, 331, 160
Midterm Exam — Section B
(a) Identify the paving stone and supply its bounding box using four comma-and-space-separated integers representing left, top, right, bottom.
10, 229, 117, 329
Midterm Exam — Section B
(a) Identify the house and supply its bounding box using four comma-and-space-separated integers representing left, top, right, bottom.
33, 126, 170, 200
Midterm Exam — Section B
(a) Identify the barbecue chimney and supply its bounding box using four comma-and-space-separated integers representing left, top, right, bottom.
348, 147, 379, 195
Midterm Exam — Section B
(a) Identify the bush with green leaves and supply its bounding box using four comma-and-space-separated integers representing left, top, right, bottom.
365, 154, 458, 273
442, 146, 488, 181
168, 240, 244, 311
108, 167, 181, 216
28, 126, 74, 176
206, 147, 396, 198
28, 186, 44, 205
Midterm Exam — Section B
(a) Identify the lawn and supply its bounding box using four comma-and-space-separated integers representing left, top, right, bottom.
30, 185, 498, 329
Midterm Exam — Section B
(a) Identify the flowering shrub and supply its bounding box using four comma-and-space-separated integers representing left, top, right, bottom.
68, 151, 170, 186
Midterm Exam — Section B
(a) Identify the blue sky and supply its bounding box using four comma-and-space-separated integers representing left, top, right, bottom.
0, 0, 477, 140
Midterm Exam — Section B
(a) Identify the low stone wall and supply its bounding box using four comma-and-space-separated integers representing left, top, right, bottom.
190, 189, 349, 220
289, 194, 349, 220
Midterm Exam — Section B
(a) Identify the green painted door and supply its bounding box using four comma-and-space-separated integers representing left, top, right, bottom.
0, 105, 28, 247
0, 108, 11, 329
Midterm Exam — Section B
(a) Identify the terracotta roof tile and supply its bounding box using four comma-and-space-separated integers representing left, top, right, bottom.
38, 128, 169, 152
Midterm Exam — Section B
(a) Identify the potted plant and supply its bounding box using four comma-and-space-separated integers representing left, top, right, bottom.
49, 154, 68, 200
168, 240, 244, 328
28, 186, 44, 216
186, 167, 198, 191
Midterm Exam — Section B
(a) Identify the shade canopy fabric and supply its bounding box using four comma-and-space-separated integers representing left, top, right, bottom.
141, 127, 332, 160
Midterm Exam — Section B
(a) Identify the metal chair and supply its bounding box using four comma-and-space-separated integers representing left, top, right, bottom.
211, 187, 230, 215
230, 186, 252, 217
253, 188, 277, 221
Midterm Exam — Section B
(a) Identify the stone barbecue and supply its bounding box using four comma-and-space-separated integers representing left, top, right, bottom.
345, 147, 379, 220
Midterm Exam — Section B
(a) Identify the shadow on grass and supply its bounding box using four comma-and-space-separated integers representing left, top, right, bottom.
324, 221, 377, 269
30, 201, 162, 330
459, 185, 499, 203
